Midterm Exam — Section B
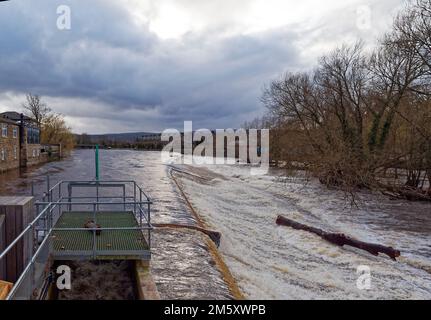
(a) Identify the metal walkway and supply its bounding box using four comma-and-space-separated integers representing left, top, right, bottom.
0, 179, 153, 300
52, 211, 150, 260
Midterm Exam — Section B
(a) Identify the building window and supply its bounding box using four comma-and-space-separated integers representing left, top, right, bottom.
1, 148, 5, 161
14, 146, 17, 160
2, 125, 7, 138
13, 127, 17, 138
27, 127, 40, 144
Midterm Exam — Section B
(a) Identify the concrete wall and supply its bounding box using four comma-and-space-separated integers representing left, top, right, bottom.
0, 122, 20, 172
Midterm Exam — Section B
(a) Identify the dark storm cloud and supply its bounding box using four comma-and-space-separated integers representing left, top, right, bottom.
0, 0, 303, 132
0, 0, 403, 133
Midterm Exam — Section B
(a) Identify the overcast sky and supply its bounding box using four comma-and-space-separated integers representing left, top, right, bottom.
0, 0, 407, 133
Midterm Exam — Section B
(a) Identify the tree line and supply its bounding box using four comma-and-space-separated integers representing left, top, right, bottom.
256, 0, 431, 200
22, 93, 75, 151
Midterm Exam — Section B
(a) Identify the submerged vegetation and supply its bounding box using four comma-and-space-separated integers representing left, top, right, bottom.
258, 0, 431, 201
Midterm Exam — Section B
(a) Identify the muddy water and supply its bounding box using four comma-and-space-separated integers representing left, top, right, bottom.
3, 149, 430, 299
0, 149, 232, 300
171, 162, 431, 299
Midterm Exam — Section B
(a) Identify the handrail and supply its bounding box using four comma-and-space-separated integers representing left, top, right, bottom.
138, 205, 150, 224
36, 201, 153, 205
56, 196, 135, 199
48, 180, 62, 194
6, 229, 53, 300
0, 178, 153, 300
52, 226, 154, 231
47, 180, 152, 202
0, 203, 52, 261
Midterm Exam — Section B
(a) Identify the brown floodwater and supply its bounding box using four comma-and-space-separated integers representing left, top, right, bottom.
168, 159, 431, 299
4, 149, 430, 299
0, 149, 232, 300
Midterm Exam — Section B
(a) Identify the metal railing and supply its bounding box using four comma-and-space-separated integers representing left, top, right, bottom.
0, 178, 153, 300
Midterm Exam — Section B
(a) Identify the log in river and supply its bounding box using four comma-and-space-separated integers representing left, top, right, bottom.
276, 215, 401, 261
153, 223, 221, 247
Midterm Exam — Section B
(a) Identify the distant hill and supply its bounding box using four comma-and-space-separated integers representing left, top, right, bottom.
75, 132, 161, 144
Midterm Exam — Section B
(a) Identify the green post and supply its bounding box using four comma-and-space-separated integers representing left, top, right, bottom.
95, 144, 100, 181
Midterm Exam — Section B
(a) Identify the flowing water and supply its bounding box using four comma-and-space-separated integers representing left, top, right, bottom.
170, 160, 431, 299
0, 149, 232, 300
1, 149, 430, 299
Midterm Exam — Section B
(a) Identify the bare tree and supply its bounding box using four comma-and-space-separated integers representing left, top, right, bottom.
22, 93, 51, 128
390, 0, 431, 94
261, 1, 431, 200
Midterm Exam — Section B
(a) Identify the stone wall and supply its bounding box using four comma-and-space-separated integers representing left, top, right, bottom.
25, 144, 44, 167
0, 121, 20, 172
0, 119, 47, 172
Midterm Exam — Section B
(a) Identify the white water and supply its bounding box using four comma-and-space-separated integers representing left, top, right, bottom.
5, 150, 430, 299
171, 160, 431, 300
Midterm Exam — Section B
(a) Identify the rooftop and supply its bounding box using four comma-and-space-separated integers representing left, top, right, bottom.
0, 115, 20, 126
0, 111, 36, 124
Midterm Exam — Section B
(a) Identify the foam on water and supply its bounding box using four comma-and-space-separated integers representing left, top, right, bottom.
173, 161, 431, 299
2, 150, 430, 299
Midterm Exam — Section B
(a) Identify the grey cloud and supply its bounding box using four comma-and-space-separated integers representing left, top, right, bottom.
0, 0, 404, 133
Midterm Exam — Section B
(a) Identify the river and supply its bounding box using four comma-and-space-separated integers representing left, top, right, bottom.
169, 157, 431, 299
1, 149, 430, 299
0, 149, 232, 300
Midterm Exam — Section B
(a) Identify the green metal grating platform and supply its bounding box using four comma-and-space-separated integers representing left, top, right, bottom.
51, 211, 150, 261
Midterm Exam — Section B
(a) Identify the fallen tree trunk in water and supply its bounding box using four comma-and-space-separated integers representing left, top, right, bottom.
276, 215, 401, 261
379, 183, 431, 202
394, 189, 431, 202
153, 223, 221, 247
